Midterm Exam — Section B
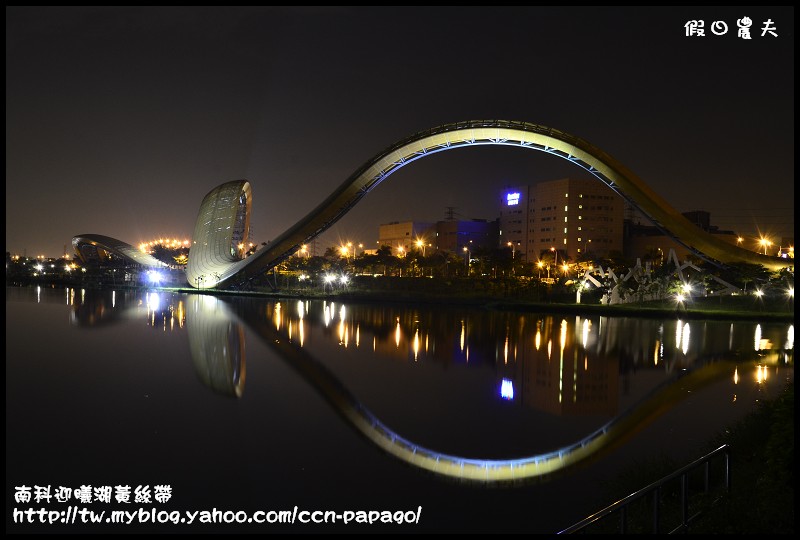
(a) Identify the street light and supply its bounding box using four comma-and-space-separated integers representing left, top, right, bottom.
416, 239, 426, 257
507, 242, 516, 275
536, 260, 544, 279
463, 246, 470, 274
758, 237, 772, 255
550, 247, 558, 267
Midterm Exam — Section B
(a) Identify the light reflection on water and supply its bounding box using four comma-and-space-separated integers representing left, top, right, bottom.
25, 286, 795, 401
30, 286, 795, 428
5, 286, 794, 527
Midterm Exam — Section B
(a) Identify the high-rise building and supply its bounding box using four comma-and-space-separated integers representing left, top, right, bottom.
499, 178, 624, 262
498, 185, 531, 259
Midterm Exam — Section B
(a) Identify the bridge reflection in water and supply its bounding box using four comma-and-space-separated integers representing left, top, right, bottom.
225, 297, 789, 483
63, 287, 793, 483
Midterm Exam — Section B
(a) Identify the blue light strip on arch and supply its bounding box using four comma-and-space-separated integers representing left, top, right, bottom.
231, 297, 737, 483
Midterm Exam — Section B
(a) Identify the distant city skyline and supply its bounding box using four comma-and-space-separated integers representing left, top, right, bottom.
7, 7, 793, 258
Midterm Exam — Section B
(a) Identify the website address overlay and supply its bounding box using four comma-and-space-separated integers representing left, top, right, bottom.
12, 506, 423, 526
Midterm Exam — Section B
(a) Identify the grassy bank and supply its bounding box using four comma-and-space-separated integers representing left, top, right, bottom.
582, 381, 794, 534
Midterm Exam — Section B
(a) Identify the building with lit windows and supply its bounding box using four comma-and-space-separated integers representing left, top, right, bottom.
498, 185, 531, 258
500, 178, 624, 263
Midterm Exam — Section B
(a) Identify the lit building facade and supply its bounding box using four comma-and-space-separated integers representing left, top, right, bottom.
378, 221, 435, 253
500, 178, 624, 263
498, 185, 531, 258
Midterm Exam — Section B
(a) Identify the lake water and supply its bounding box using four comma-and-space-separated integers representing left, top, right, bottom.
5, 285, 794, 533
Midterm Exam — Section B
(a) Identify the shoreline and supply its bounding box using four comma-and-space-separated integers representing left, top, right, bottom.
7, 281, 793, 322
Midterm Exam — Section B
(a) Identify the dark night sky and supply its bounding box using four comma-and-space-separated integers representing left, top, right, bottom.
6, 6, 794, 258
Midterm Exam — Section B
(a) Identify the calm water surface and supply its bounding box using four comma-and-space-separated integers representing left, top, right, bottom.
6, 286, 794, 533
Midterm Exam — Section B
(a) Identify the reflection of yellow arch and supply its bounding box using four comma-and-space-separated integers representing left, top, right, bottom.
186, 294, 246, 397
227, 296, 740, 483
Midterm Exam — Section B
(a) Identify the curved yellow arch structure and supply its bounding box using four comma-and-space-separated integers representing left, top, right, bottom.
72, 234, 172, 269
203, 120, 786, 289
186, 180, 253, 289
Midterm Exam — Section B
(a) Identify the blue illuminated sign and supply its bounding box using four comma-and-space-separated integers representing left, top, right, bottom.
506, 192, 520, 206
500, 378, 514, 400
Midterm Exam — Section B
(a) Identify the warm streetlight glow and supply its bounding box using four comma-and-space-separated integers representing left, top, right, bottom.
759, 237, 772, 255
340, 245, 351, 262
415, 239, 426, 257
507, 241, 516, 261
550, 246, 558, 267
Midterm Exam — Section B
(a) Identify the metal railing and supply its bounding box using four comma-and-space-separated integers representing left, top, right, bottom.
559, 444, 731, 534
